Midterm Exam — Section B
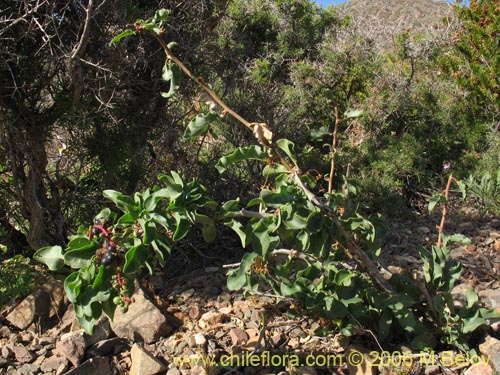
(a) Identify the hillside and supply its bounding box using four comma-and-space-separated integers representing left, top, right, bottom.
336, 0, 456, 48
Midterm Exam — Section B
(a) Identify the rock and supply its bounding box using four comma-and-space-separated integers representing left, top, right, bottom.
6, 289, 51, 330
194, 333, 207, 346
189, 304, 203, 321
229, 328, 248, 346
479, 289, 500, 309
64, 356, 113, 375
490, 219, 500, 229
457, 222, 475, 233
464, 363, 493, 375
17, 363, 40, 375
167, 368, 182, 375
84, 316, 112, 347
451, 283, 474, 308
479, 336, 500, 373
86, 337, 129, 357
10, 345, 35, 363
56, 330, 86, 366
288, 367, 317, 375
490, 232, 500, 239
41, 279, 67, 320
346, 346, 376, 375
198, 312, 224, 329
417, 226, 430, 235
424, 365, 441, 375
129, 343, 167, 375
494, 240, 500, 252
40, 355, 68, 373
112, 286, 172, 344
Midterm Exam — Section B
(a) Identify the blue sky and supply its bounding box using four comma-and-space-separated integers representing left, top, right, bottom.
315, 0, 468, 6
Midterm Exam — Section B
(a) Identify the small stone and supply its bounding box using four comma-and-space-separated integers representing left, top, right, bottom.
167, 368, 182, 375
218, 307, 232, 315
56, 330, 86, 366
40, 355, 68, 373
64, 356, 113, 375
457, 222, 475, 233
112, 285, 172, 344
229, 328, 248, 346
490, 219, 500, 229
194, 333, 207, 346
86, 337, 129, 357
494, 240, 500, 252
1, 346, 10, 359
129, 343, 167, 375
180, 289, 195, 299
424, 365, 441, 375
189, 304, 203, 321
198, 312, 224, 329
490, 232, 500, 239
204, 267, 219, 273
479, 290, 500, 309
39, 336, 56, 346
11, 345, 35, 363
479, 336, 500, 373
417, 226, 430, 234
463, 364, 493, 375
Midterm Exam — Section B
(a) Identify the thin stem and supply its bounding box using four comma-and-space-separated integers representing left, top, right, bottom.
328, 107, 341, 196
437, 174, 455, 247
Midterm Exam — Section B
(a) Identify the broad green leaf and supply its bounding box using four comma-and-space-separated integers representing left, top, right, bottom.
64, 247, 96, 269
224, 219, 247, 248
305, 211, 323, 234
195, 213, 216, 242
227, 252, 258, 291
64, 272, 82, 303
184, 113, 219, 139
161, 61, 181, 98
110, 29, 136, 45
310, 126, 331, 141
443, 233, 472, 246
343, 109, 363, 119
276, 139, 297, 165
334, 269, 355, 286
462, 311, 486, 334
67, 237, 96, 252
153, 8, 169, 23
465, 287, 478, 308
103, 190, 137, 214
34, 245, 64, 271
428, 194, 447, 213
123, 244, 149, 274
172, 212, 190, 241
216, 145, 268, 174
280, 283, 303, 297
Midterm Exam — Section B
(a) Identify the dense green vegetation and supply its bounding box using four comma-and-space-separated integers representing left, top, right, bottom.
1, 0, 499, 355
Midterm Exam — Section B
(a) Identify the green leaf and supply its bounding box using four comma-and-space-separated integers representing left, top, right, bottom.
67, 237, 96, 252
224, 219, 247, 248
103, 190, 137, 214
343, 109, 363, 119
280, 283, 303, 297
227, 252, 258, 291
276, 139, 297, 165
465, 287, 478, 308
184, 113, 219, 140
443, 233, 472, 246
123, 244, 149, 274
411, 332, 436, 350
110, 29, 136, 45
161, 61, 181, 98
64, 272, 82, 303
216, 146, 268, 174
34, 246, 64, 271
310, 126, 331, 141
428, 194, 447, 213
172, 212, 190, 241
64, 247, 96, 269
462, 312, 486, 334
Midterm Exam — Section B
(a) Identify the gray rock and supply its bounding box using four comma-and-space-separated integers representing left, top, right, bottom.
417, 226, 430, 234
457, 222, 475, 233
40, 355, 68, 373
64, 356, 113, 375
463, 364, 493, 375
129, 343, 167, 375
84, 316, 112, 347
111, 286, 171, 344
479, 336, 500, 373
479, 289, 500, 309
167, 368, 182, 375
56, 330, 86, 366
6, 289, 51, 331
10, 345, 34, 363
86, 337, 129, 357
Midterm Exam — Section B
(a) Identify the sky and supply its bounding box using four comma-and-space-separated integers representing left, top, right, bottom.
315, 0, 468, 6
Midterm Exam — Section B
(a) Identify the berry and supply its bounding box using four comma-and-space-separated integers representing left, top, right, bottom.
108, 245, 117, 254
101, 253, 116, 266
94, 218, 101, 225
112, 296, 122, 305
91, 227, 100, 236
